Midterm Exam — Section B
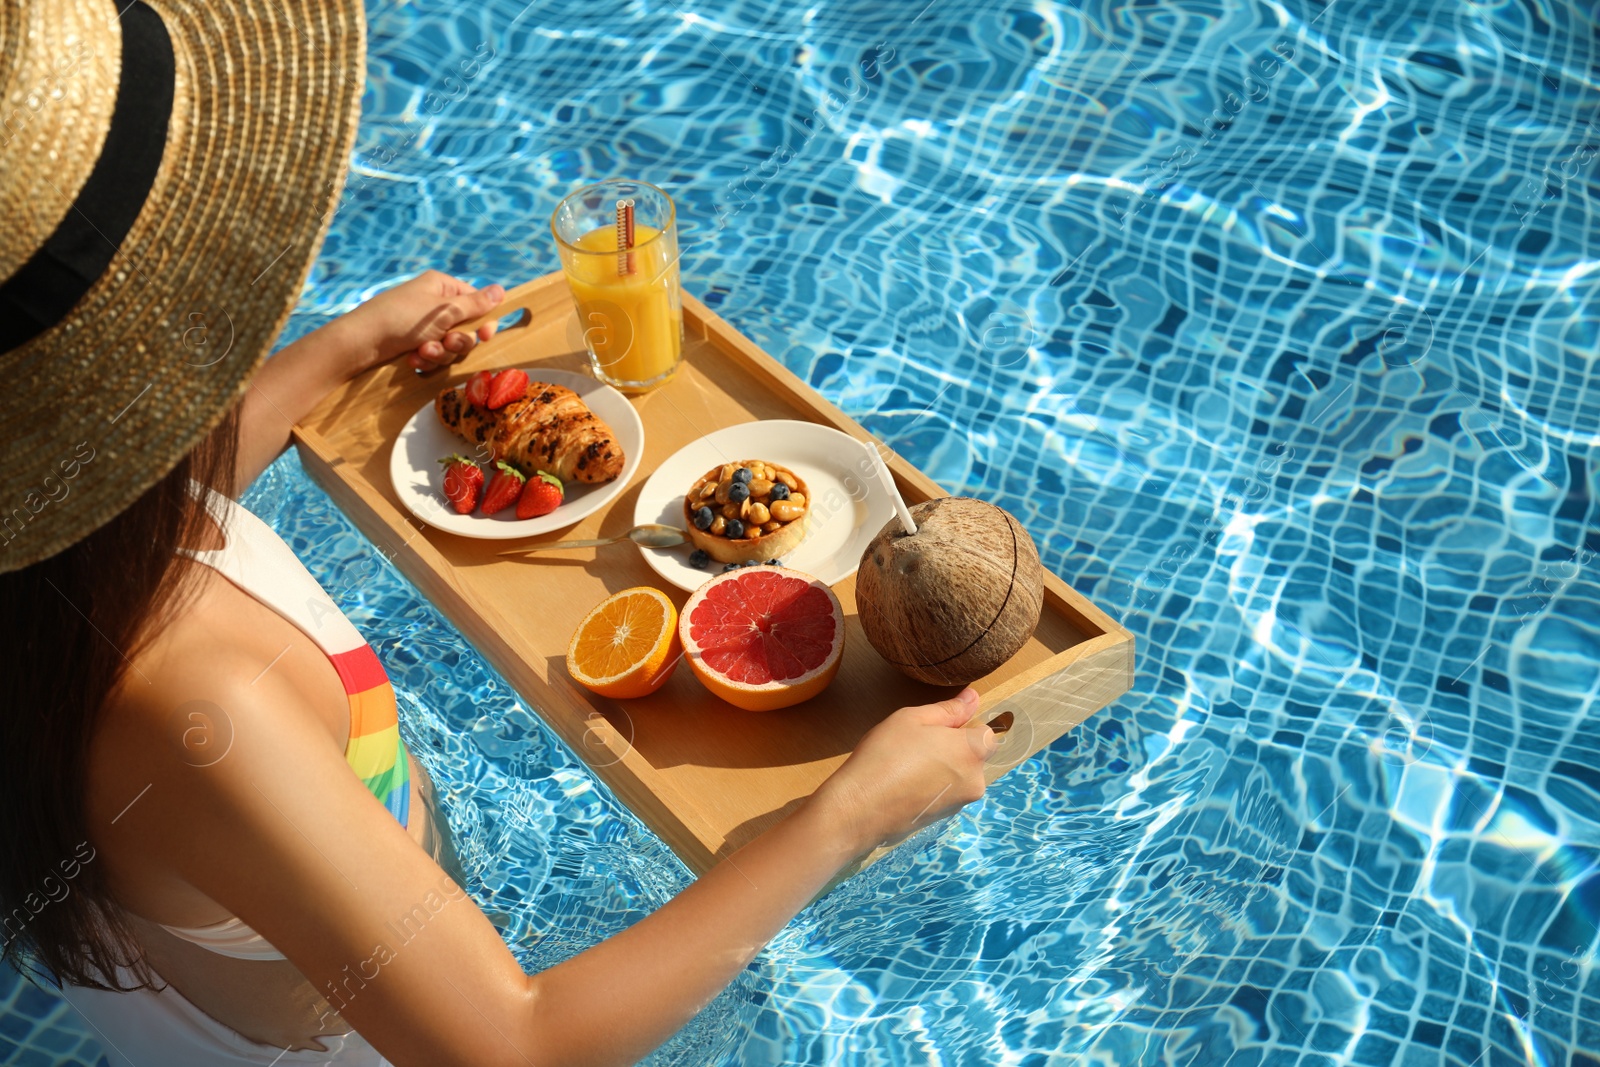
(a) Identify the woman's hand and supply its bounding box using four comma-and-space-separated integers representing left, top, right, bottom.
810, 687, 997, 856
230, 271, 509, 491
337, 270, 507, 376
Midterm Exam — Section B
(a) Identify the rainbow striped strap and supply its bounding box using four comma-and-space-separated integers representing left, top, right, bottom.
329, 645, 412, 827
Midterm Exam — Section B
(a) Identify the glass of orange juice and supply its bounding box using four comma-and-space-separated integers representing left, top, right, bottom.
551, 179, 683, 394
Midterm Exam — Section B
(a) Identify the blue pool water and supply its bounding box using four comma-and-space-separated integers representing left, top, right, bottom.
7, 0, 1600, 1063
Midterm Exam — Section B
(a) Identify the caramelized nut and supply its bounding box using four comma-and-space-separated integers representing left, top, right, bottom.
720, 463, 739, 482
749, 477, 773, 498
745, 501, 769, 525
786, 492, 806, 508
770, 499, 805, 522
762, 520, 781, 533
775, 469, 799, 490
714, 480, 732, 505
722, 502, 741, 520
710, 514, 726, 535
697, 481, 716, 500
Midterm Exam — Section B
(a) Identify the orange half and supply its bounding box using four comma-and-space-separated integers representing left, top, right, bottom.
566, 587, 681, 699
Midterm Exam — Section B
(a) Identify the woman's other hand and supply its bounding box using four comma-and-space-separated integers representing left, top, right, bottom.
811, 687, 996, 856
342, 270, 506, 375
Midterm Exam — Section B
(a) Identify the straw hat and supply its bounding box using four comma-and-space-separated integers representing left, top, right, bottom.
0, 0, 364, 572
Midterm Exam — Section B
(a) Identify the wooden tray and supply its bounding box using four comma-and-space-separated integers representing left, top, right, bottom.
294, 273, 1135, 880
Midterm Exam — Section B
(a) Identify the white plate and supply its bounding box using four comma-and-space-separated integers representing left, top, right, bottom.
634, 420, 897, 592
389, 368, 643, 538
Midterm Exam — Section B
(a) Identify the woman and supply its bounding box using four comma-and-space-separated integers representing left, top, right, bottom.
0, 1, 998, 1065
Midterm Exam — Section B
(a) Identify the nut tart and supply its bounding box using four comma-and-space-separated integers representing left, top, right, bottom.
683, 460, 810, 564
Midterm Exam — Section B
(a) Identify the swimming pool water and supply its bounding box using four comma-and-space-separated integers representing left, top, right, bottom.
7, 0, 1600, 1063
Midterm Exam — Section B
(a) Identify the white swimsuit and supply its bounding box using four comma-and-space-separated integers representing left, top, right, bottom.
53, 488, 397, 1066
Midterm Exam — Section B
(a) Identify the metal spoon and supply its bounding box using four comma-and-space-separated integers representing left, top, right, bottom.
497, 523, 687, 556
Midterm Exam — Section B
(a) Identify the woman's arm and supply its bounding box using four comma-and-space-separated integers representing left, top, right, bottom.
102, 642, 991, 1067
232, 272, 506, 490
523, 692, 995, 1067
518, 790, 857, 1066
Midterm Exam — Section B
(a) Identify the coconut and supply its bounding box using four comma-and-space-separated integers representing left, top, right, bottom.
855, 497, 1044, 686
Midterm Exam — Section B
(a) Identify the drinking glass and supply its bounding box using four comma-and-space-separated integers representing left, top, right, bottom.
551, 179, 683, 393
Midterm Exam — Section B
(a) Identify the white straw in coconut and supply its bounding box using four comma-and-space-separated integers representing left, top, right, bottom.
866, 439, 917, 535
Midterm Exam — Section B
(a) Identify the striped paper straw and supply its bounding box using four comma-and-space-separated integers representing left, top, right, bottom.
615, 198, 636, 276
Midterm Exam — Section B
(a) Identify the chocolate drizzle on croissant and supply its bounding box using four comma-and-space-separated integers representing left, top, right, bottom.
435, 382, 625, 484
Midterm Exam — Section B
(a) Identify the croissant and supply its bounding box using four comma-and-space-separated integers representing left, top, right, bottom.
435, 381, 626, 484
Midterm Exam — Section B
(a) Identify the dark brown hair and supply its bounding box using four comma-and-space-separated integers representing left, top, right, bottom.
0, 406, 239, 992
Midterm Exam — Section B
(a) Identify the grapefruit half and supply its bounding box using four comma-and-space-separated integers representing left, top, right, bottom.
679, 566, 845, 711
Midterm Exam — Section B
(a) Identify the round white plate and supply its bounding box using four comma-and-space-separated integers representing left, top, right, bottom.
634, 420, 897, 592
390, 368, 643, 538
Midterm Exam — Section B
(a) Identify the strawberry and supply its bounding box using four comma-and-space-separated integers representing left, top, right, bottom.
479, 461, 526, 515
438, 454, 483, 514
486, 368, 530, 410
515, 471, 564, 519
463, 370, 494, 408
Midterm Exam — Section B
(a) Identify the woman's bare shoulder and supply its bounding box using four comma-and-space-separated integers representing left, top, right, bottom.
86, 564, 336, 846
97, 567, 261, 739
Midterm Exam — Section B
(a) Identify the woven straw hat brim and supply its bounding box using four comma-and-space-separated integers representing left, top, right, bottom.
0, 1, 119, 282
0, 0, 364, 573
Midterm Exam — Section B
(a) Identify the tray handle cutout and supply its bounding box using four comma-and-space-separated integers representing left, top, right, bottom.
461, 277, 560, 350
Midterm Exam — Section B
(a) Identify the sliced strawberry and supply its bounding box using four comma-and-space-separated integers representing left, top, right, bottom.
486, 368, 530, 410
480, 461, 527, 515
515, 471, 564, 519
438, 454, 484, 514
463, 370, 494, 408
